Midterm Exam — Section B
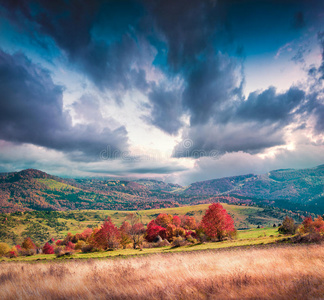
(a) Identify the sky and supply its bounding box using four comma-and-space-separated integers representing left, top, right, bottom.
0, 0, 324, 185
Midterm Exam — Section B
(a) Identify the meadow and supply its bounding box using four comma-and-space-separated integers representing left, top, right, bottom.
0, 243, 323, 299
1, 203, 287, 246
0, 227, 283, 262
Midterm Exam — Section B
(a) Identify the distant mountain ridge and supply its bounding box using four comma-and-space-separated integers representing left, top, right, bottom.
0, 169, 216, 213
182, 164, 324, 213
0, 165, 324, 214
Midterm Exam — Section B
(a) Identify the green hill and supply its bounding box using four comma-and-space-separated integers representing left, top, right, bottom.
182, 164, 324, 214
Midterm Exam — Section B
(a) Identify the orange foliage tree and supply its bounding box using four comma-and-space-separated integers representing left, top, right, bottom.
155, 214, 173, 228
22, 237, 36, 250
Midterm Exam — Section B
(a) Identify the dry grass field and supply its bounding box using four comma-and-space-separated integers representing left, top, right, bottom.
0, 244, 323, 299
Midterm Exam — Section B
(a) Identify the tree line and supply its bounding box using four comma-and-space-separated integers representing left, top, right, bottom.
0, 203, 236, 257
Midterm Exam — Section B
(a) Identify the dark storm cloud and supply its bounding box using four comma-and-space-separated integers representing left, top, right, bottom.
318, 32, 324, 80
145, 0, 229, 71
0, 50, 128, 160
301, 32, 324, 134
236, 87, 305, 124
182, 53, 242, 125
145, 84, 183, 135
0, 0, 149, 92
173, 86, 306, 157
173, 123, 285, 158
1, 0, 323, 161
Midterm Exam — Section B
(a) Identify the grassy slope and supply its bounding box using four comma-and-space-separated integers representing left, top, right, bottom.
36, 179, 79, 191
1, 203, 284, 246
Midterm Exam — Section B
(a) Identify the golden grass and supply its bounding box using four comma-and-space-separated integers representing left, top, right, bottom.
0, 244, 323, 299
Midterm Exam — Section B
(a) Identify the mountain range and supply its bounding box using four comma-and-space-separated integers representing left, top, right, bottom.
0, 164, 324, 214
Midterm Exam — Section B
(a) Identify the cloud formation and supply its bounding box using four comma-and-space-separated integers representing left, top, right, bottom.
0, 0, 323, 179
0, 50, 128, 161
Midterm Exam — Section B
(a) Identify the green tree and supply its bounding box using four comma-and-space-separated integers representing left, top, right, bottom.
278, 216, 297, 234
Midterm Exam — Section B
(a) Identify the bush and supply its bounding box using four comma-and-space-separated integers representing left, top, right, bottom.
81, 244, 94, 253
278, 216, 297, 235
43, 242, 54, 254
75, 240, 86, 250
7, 250, 18, 258
185, 235, 198, 244
55, 246, 73, 258
171, 237, 187, 248
0, 242, 10, 256
292, 232, 324, 244
65, 241, 75, 251
19, 248, 36, 256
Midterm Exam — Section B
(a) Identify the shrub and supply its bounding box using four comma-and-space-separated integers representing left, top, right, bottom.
171, 237, 187, 248
81, 244, 94, 253
278, 216, 297, 235
299, 216, 324, 234
61, 233, 73, 246
146, 220, 166, 242
54, 247, 73, 257
7, 250, 17, 258
292, 232, 324, 244
79, 228, 93, 241
54, 247, 64, 256
0, 242, 10, 256
65, 241, 75, 251
19, 248, 36, 256
43, 242, 54, 254
75, 240, 86, 251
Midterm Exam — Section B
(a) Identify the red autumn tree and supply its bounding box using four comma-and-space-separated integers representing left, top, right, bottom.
93, 218, 121, 250
201, 203, 236, 240
301, 216, 324, 234
79, 228, 93, 241
146, 220, 166, 242
43, 242, 54, 254
65, 241, 75, 251
172, 215, 181, 227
